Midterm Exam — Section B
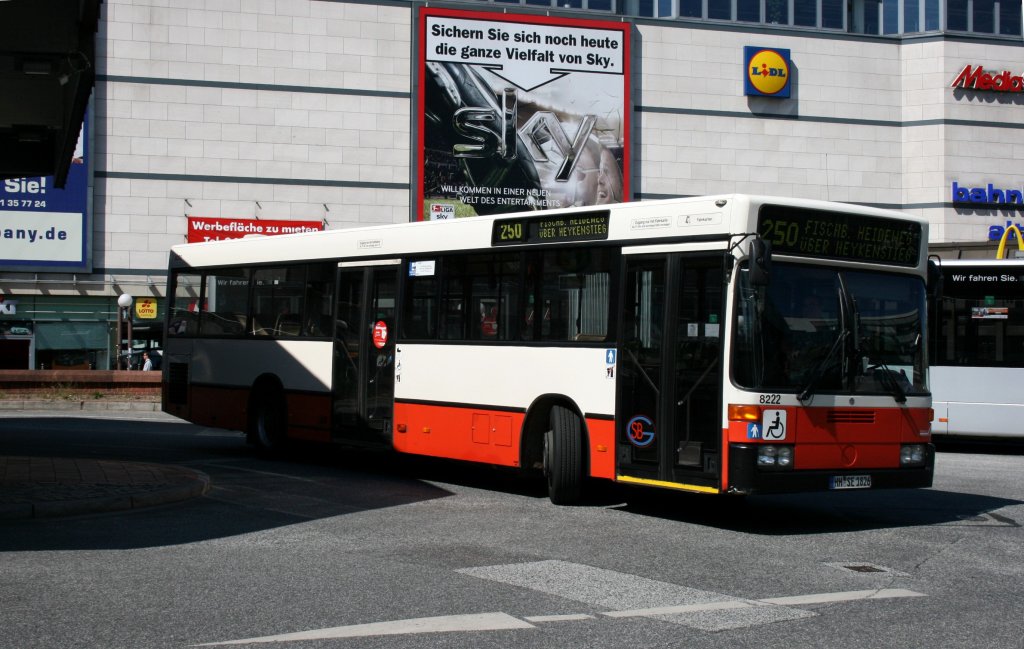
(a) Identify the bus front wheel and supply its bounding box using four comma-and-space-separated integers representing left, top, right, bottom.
544, 405, 584, 505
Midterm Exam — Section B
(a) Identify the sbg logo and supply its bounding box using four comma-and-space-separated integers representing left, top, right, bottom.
452, 87, 596, 183
626, 415, 656, 448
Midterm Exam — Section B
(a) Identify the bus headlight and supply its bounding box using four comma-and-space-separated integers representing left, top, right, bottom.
900, 444, 926, 467
757, 445, 793, 470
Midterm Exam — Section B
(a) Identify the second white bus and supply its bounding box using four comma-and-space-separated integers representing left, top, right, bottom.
930, 259, 1024, 438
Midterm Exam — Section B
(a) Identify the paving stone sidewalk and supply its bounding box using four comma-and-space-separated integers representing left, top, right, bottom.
0, 456, 210, 519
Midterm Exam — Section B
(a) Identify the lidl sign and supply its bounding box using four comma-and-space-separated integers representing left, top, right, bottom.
744, 46, 791, 98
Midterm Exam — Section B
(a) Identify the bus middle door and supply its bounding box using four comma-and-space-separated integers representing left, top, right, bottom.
617, 254, 724, 493
333, 260, 399, 446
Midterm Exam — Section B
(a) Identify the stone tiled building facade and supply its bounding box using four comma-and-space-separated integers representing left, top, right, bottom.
0, 0, 1021, 369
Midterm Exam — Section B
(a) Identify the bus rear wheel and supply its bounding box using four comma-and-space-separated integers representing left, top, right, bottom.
251, 388, 287, 452
544, 405, 584, 505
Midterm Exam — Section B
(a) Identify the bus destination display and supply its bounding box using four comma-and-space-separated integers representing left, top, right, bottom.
758, 206, 922, 266
492, 210, 611, 246
941, 265, 1024, 299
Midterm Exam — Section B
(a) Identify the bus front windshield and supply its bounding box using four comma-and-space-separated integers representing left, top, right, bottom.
733, 262, 928, 400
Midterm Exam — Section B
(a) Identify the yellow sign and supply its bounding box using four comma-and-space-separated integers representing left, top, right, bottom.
135, 298, 158, 320
745, 47, 791, 97
996, 224, 1024, 259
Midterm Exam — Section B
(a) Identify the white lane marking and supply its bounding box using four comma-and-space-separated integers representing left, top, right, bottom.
602, 600, 754, 618
195, 563, 929, 645
458, 560, 737, 610
457, 559, 810, 630
604, 588, 926, 618
193, 612, 533, 646
759, 588, 926, 606
523, 614, 596, 623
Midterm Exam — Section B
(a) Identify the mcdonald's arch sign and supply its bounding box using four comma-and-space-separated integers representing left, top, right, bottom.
996, 223, 1024, 259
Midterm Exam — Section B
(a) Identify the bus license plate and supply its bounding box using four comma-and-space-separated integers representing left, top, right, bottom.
830, 475, 871, 490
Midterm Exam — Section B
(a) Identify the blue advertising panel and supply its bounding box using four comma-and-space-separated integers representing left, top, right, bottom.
0, 110, 91, 271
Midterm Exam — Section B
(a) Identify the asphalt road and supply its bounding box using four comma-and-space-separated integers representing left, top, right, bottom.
1, 411, 1022, 649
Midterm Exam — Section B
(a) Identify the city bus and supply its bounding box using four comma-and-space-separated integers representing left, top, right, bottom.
929, 258, 1024, 438
162, 195, 934, 503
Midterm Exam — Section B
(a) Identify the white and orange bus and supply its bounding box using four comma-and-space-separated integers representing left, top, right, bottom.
162, 195, 934, 503
929, 258, 1024, 438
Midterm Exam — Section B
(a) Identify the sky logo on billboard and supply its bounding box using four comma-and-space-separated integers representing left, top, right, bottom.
430, 203, 456, 220
744, 47, 792, 98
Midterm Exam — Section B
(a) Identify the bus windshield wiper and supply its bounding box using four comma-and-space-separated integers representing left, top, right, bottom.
866, 360, 907, 403
797, 329, 848, 403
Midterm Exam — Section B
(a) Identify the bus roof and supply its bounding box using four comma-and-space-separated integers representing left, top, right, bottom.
170, 194, 925, 270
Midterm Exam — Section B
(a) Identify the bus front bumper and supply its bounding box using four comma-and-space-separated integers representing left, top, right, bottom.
727, 443, 935, 495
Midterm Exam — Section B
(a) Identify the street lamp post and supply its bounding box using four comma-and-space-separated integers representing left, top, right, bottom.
117, 293, 133, 370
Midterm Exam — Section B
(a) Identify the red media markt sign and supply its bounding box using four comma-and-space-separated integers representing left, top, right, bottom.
951, 64, 1024, 93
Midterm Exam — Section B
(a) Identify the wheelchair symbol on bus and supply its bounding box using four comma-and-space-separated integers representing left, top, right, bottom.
763, 409, 787, 440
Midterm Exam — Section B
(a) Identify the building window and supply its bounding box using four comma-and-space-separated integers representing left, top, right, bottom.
680, 0, 702, 15
947, 0, 968, 28
794, 0, 816, 25
1000, 0, 1022, 33
905, 0, 921, 30
823, 0, 845, 27
974, 0, 996, 32
925, 0, 941, 28
883, 0, 899, 32
766, 0, 790, 23
738, 0, 761, 21
462, 0, 1009, 34
708, 0, 732, 19
472, 0, 615, 8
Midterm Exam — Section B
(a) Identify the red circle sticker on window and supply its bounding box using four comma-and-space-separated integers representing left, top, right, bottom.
372, 320, 388, 349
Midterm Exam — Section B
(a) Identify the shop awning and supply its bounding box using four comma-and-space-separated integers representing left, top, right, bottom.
34, 322, 109, 350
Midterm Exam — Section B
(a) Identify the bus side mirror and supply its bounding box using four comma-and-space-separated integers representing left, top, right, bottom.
749, 239, 772, 286
927, 258, 943, 300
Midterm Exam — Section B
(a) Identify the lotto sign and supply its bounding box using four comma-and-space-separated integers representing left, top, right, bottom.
744, 46, 792, 97
135, 298, 158, 320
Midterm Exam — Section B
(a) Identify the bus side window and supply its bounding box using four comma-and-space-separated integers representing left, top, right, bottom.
199, 269, 249, 337
169, 272, 202, 337
402, 269, 438, 340
537, 248, 612, 343
303, 263, 335, 338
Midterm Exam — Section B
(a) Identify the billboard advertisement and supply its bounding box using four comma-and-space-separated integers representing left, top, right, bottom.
0, 113, 90, 271
186, 217, 324, 243
417, 8, 630, 220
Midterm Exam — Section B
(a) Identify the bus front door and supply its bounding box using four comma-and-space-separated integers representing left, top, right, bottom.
617, 254, 724, 493
332, 261, 399, 446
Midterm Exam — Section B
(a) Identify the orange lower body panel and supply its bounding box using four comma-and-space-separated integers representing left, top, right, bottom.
394, 402, 524, 466
185, 385, 331, 442
188, 385, 249, 432
394, 402, 616, 479
726, 406, 931, 470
